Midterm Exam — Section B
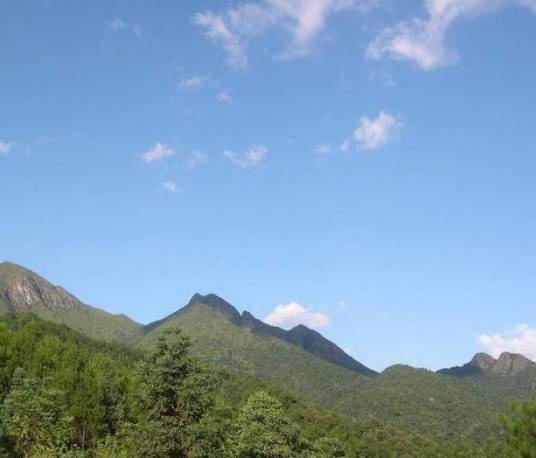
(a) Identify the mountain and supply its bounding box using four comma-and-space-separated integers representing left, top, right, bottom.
140, 294, 370, 409
0, 261, 143, 343
2, 261, 536, 443
184, 293, 376, 376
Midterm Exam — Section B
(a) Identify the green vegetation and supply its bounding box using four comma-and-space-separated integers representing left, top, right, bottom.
500, 393, 536, 457
2, 262, 536, 455
0, 312, 533, 457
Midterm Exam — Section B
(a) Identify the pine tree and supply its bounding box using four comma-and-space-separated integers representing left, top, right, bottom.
125, 327, 212, 458
228, 390, 312, 458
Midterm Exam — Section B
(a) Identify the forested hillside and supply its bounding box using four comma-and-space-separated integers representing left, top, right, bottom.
1, 261, 536, 451
0, 313, 529, 457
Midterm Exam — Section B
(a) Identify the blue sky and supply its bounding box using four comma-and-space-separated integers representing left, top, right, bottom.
2, 0, 536, 371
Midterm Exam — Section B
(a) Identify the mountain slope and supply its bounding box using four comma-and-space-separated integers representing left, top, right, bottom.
239, 306, 377, 376
0, 261, 143, 343
141, 298, 370, 408
181, 293, 377, 375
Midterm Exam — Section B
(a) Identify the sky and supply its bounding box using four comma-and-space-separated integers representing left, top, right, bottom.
1, 0, 536, 371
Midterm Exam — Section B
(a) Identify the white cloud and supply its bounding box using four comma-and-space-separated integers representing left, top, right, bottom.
313, 144, 332, 155
0, 141, 14, 156
217, 90, 234, 103
161, 181, 177, 192
194, 0, 377, 69
478, 324, 536, 361
354, 111, 401, 150
223, 144, 268, 168
179, 76, 208, 90
141, 143, 175, 164
185, 150, 209, 169
367, 0, 536, 70
264, 302, 330, 329
193, 11, 249, 70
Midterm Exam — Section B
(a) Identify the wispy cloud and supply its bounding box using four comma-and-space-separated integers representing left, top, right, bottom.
313, 144, 333, 156
141, 143, 175, 164
108, 17, 128, 32
217, 90, 234, 103
264, 302, 330, 329
193, 11, 249, 70
185, 150, 209, 169
223, 144, 268, 168
179, 76, 209, 90
0, 141, 14, 156
340, 138, 351, 153
38, 136, 55, 145
193, 0, 377, 69
161, 181, 177, 192
367, 0, 536, 70
352, 111, 401, 150
479, 324, 536, 361
106, 17, 143, 40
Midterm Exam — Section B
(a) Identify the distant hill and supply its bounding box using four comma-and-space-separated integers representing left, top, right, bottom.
439, 352, 536, 378
2, 260, 536, 443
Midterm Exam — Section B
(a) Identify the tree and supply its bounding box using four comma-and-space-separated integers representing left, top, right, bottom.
0, 368, 74, 457
228, 390, 312, 458
125, 327, 212, 458
501, 394, 536, 458
311, 437, 346, 457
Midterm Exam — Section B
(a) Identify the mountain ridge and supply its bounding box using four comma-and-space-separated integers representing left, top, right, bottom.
149, 292, 377, 376
0, 262, 375, 375
2, 261, 536, 441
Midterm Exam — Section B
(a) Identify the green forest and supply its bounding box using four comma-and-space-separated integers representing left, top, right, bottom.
0, 313, 534, 458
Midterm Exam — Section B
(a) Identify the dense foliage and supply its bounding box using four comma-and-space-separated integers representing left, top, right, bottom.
0, 314, 533, 457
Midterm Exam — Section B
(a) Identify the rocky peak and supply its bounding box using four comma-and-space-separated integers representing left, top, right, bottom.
492, 352, 533, 376
439, 352, 535, 377
470, 353, 497, 371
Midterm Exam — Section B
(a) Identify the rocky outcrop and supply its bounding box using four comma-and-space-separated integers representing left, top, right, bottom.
438, 351, 535, 377
0, 262, 80, 310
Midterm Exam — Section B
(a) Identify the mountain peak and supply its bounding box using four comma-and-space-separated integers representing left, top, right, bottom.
494, 352, 533, 376
179, 294, 376, 376
470, 353, 496, 371
188, 293, 241, 324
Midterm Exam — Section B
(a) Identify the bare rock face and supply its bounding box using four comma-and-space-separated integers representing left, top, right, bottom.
1, 262, 80, 311
492, 352, 533, 376
470, 353, 497, 371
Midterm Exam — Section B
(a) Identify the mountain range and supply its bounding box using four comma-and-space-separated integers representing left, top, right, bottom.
1, 260, 535, 442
